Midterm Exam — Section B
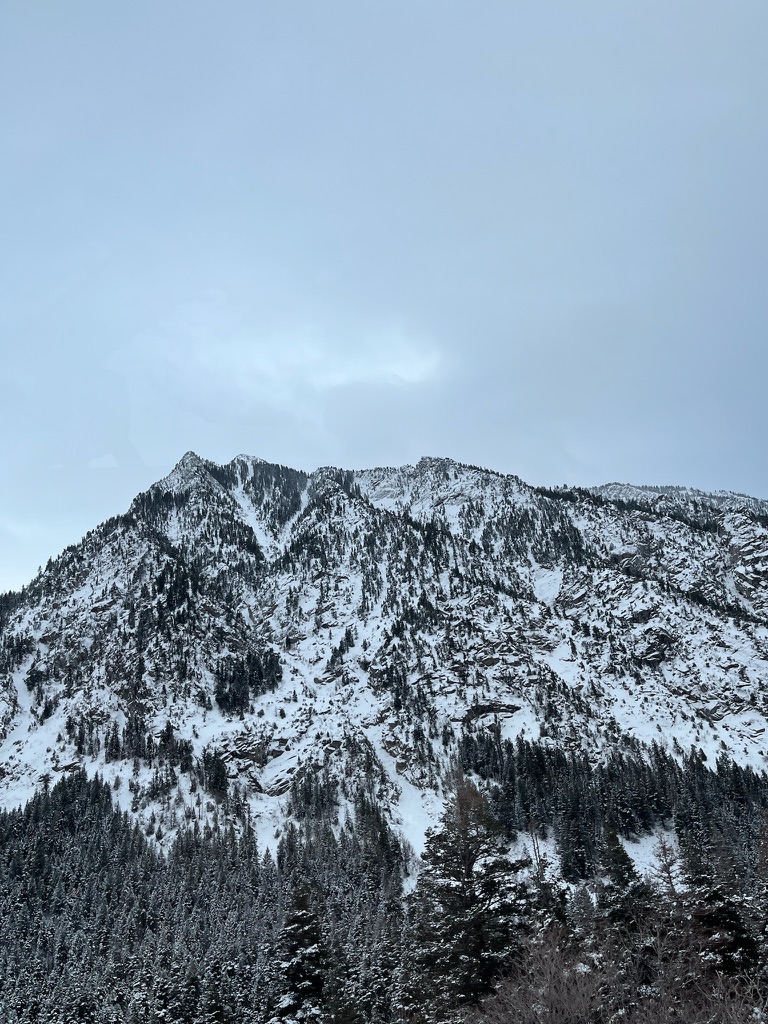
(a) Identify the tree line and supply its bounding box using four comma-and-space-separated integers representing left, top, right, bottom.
2, 738, 768, 1022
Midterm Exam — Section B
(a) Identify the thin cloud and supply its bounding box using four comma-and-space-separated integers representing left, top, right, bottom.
115, 291, 442, 448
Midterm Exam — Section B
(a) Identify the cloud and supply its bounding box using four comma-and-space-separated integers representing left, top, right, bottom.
112, 290, 441, 461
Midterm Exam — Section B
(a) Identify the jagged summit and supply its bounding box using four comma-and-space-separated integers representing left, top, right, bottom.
592, 480, 768, 517
154, 449, 214, 492
1, 452, 768, 856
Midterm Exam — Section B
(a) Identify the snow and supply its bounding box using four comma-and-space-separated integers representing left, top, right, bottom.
531, 566, 564, 606
3, 450, 768, 878
623, 829, 680, 883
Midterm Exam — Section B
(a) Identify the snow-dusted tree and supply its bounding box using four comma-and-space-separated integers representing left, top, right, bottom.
270, 881, 327, 1024
408, 771, 529, 1017
595, 826, 652, 933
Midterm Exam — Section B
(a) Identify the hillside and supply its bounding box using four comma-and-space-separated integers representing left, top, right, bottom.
1, 452, 767, 853
3, 453, 768, 1022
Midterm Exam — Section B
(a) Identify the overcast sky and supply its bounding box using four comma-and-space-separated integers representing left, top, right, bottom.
2, 2, 767, 591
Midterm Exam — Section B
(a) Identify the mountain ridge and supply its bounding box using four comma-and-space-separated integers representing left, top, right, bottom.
2, 451, 768, 860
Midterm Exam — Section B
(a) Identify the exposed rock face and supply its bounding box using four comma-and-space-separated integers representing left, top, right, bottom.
1, 454, 767, 846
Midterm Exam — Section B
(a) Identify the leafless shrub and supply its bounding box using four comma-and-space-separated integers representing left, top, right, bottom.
469, 927, 767, 1024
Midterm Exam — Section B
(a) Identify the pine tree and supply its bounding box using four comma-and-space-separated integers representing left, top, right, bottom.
409, 772, 529, 1017
270, 882, 327, 1024
596, 827, 652, 933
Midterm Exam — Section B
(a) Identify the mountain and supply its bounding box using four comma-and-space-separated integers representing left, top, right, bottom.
2, 452, 768, 856
4, 453, 768, 1022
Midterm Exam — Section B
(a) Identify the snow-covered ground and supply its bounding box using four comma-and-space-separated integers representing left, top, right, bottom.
2, 451, 768, 864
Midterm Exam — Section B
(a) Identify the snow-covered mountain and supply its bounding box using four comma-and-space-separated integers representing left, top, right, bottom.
2, 452, 768, 851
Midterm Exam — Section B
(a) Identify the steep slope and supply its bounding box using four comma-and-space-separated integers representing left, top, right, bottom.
1, 453, 767, 852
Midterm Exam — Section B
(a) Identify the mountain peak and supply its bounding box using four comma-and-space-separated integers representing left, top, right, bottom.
155, 450, 213, 493
230, 453, 269, 468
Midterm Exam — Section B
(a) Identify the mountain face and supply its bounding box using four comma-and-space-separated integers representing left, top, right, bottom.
1, 452, 768, 851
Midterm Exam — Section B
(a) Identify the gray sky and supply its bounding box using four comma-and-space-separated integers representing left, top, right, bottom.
2, 1, 767, 591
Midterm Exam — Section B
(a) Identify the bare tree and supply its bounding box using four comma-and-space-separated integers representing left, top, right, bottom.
469, 926, 767, 1024
469, 927, 603, 1024
650, 834, 682, 897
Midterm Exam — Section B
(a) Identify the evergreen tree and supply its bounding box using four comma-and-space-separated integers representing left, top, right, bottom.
409, 773, 529, 1016
596, 827, 652, 933
270, 882, 327, 1024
